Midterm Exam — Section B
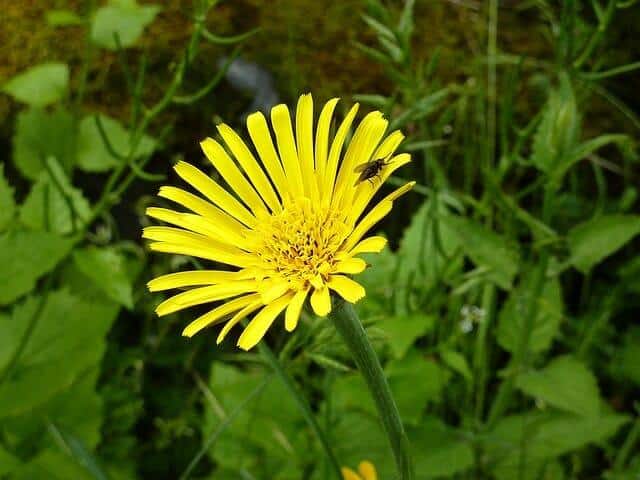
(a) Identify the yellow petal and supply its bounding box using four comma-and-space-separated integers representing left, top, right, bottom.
358, 461, 377, 480
182, 293, 260, 337
323, 103, 359, 208
148, 242, 252, 268
155, 280, 258, 316
173, 161, 256, 227
295, 93, 318, 201
310, 285, 331, 317
332, 112, 388, 210
327, 275, 365, 303
372, 130, 404, 160
314, 98, 339, 188
348, 236, 387, 255
200, 137, 268, 217
341, 467, 362, 480
285, 288, 308, 331
259, 278, 291, 304
158, 186, 245, 229
217, 123, 282, 213
217, 299, 263, 344
145, 207, 245, 246
148, 270, 243, 292
246, 111, 290, 204
334, 257, 367, 274
271, 104, 304, 198
342, 200, 393, 252
237, 293, 293, 350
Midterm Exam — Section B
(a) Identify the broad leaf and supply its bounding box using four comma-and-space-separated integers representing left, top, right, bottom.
73, 247, 136, 308
19, 160, 91, 235
0, 231, 73, 306
408, 417, 474, 478
440, 349, 472, 381
0, 289, 118, 418
485, 411, 628, 480
0, 163, 16, 232
377, 313, 434, 358
497, 269, 563, 354
568, 214, 640, 273
76, 114, 156, 172
444, 215, 520, 289
90, 0, 160, 50
12, 107, 75, 180
516, 355, 601, 417
46, 9, 84, 26
2, 63, 69, 107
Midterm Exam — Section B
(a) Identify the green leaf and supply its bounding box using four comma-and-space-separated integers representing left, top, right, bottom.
19, 160, 91, 235
386, 348, 450, 425
516, 355, 601, 417
2, 63, 69, 107
77, 114, 156, 172
0, 163, 16, 232
0, 231, 73, 306
395, 198, 462, 313
46, 9, 84, 26
0, 289, 118, 418
0, 446, 21, 476
47, 422, 109, 480
443, 215, 520, 289
12, 107, 75, 180
497, 269, 563, 354
568, 214, 640, 273
11, 450, 95, 480
72, 247, 136, 308
440, 349, 472, 382
531, 73, 580, 174
204, 363, 307, 476
408, 416, 474, 478
613, 327, 640, 385
377, 314, 434, 358
485, 411, 628, 480
90, 0, 160, 50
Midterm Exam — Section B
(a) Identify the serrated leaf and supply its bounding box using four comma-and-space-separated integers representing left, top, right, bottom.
19, 160, 91, 235
76, 114, 156, 172
0, 231, 73, 306
2, 63, 69, 107
377, 314, 434, 358
568, 214, 640, 273
73, 247, 135, 308
497, 270, 563, 354
408, 416, 474, 478
516, 355, 601, 417
485, 411, 628, 480
0, 163, 16, 232
0, 289, 118, 418
386, 348, 450, 425
90, 0, 160, 50
531, 73, 580, 174
12, 107, 75, 180
444, 215, 520, 289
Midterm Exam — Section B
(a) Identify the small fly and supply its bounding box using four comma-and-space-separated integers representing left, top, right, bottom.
353, 156, 391, 186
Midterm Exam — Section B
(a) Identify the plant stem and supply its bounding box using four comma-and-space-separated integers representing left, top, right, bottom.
258, 342, 343, 479
329, 299, 414, 480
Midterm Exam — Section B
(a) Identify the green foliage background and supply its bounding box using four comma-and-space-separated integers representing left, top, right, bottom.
1, 0, 639, 479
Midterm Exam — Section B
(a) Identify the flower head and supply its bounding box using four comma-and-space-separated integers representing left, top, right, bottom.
144, 94, 413, 350
342, 460, 378, 480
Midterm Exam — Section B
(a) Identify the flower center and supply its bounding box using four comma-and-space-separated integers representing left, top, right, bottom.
252, 198, 350, 285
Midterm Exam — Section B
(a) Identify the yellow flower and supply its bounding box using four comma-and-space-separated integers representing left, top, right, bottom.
144, 94, 413, 350
342, 460, 378, 480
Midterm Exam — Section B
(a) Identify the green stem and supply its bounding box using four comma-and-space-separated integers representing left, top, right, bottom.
613, 415, 640, 472
258, 342, 342, 479
329, 300, 414, 479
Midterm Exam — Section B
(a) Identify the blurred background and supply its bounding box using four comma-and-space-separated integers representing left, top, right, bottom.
1, 0, 639, 479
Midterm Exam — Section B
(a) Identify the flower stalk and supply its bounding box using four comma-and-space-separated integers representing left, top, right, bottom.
330, 299, 414, 480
